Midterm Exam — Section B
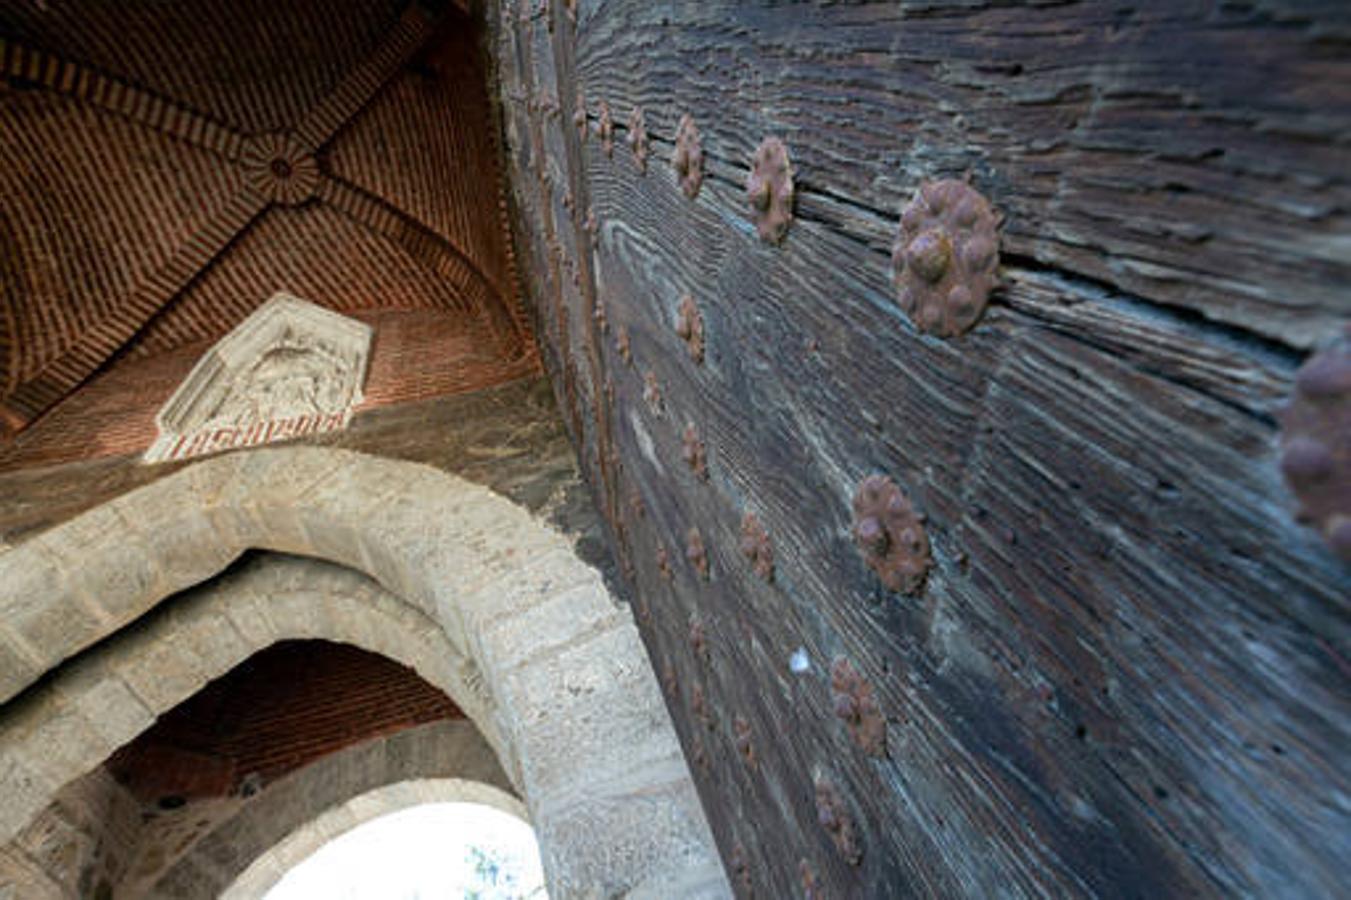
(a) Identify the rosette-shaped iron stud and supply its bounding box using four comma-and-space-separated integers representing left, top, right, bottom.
1280, 326, 1351, 561
672, 114, 704, 199
627, 105, 649, 172
573, 90, 587, 141
739, 511, 774, 581
686, 526, 709, 579
746, 137, 794, 244
830, 657, 886, 757
892, 179, 1001, 337
596, 100, 614, 157
852, 474, 931, 595
674, 294, 704, 363
814, 774, 862, 866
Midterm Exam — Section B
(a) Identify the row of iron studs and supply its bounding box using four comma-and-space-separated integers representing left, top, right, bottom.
572, 93, 982, 883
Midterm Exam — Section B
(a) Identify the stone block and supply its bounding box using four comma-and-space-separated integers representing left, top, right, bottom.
0, 542, 96, 667
219, 587, 280, 649
53, 659, 155, 750
111, 491, 239, 593
535, 777, 727, 900
476, 580, 623, 675
496, 623, 678, 805
12, 704, 113, 792
38, 503, 162, 627
0, 756, 61, 846
0, 630, 44, 706
114, 628, 211, 714
456, 544, 600, 636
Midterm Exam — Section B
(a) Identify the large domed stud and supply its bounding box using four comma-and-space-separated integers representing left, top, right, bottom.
892, 179, 1001, 338
746, 137, 794, 244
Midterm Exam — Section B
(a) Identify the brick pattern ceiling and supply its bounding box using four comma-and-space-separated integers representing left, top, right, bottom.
0, 0, 526, 439
109, 638, 462, 802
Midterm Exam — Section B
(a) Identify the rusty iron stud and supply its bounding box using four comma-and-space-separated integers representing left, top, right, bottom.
852, 474, 932, 595
733, 715, 756, 769
691, 683, 714, 730
627, 105, 650, 173
596, 101, 614, 157
893, 178, 1001, 338
675, 294, 705, 363
616, 325, 632, 365
739, 511, 774, 582
583, 208, 600, 248
692, 734, 710, 772
1280, 326, 1351, 560
746, 137, 794, 244
682, 423, 708, 480
672, 113, 704, 199
643, 370, 664, 416
594, 295, 608, 332
656, 542, 674, 581
689, 616, 708, 661
573, 90, 587, 141
814, 774, 863, 866
830, 657, 887, 758
799, 861, 822, 900
686, 526, 709, 579
729, 842, 752, 894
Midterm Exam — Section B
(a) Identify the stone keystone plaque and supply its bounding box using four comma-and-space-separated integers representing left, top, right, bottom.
144, 293, 373, 464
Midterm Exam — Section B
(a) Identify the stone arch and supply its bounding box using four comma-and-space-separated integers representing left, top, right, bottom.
153, 728, 515, 899
0, 448, 728, 897
220, 777, 526, 900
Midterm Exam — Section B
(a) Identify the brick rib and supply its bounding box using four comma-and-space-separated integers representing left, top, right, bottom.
0, 37, 248, 161
291, 9, 434, 153
0, 189, 266, 435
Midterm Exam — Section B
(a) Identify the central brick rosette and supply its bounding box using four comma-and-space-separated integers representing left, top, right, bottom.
242, 133, 320, 206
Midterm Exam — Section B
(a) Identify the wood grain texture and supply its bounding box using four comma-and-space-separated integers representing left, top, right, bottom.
493, 0, 1350, 896
574, 0, 1351, 350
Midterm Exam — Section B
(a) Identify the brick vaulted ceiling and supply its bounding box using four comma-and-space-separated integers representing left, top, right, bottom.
0, 0, 533, 442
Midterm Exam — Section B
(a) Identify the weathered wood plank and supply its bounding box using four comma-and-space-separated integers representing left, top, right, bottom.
575, 0, 1351, 348
494, 1, 1350, 896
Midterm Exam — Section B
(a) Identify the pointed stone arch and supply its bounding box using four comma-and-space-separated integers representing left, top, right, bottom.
0, 448, 729, 897
220, 776, 527, 900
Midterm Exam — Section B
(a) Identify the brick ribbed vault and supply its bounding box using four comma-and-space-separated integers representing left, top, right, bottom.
0, 0, 527, 439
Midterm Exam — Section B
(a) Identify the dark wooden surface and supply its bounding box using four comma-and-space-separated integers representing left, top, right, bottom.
491, 1, 1350, 896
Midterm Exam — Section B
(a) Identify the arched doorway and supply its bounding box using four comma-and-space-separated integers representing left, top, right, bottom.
0, 449, 728, 897
230, 780, 535, 899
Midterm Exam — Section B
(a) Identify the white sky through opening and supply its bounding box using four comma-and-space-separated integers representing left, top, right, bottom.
264, 801, 547, 899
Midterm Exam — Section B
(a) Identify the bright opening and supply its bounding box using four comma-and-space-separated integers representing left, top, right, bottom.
264, 802, 547, 899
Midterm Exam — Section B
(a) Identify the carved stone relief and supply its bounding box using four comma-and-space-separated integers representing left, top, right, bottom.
144, 293, 372, 463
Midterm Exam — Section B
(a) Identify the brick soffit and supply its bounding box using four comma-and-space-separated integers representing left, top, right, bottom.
0, 0, 523, 440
